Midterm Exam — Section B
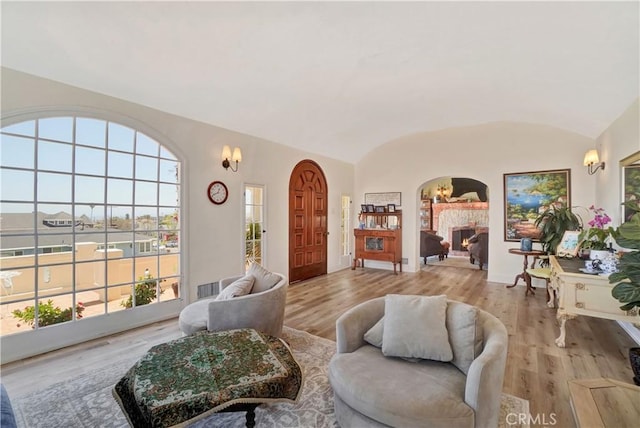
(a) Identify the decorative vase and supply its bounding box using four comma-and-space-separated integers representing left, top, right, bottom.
520, 238, 532, 252
630, 347, 640, 386
589, 250, 610, 260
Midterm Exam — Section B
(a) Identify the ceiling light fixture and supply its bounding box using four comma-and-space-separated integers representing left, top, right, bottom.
221, 145, 242, 172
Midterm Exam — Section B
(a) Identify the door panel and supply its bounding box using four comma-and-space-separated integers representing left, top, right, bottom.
289, 160, 328, 282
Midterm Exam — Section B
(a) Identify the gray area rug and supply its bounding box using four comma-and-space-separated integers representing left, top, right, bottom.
11, 326, 527, 427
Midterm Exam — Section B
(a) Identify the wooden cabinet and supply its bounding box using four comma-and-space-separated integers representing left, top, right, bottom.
419, 199, 433, 232
549, 256, 640, 347
353, 211, 402, 274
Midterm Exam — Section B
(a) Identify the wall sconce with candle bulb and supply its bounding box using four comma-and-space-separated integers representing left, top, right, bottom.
221, 145, 242, 172
584, 149, 605, 175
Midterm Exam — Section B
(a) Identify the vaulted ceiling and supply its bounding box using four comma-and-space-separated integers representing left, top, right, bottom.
2, 1, 638, 163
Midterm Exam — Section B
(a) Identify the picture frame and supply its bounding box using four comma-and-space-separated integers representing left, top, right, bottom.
621, 151, 640, 222
360, 204, 368, 213
387, 203, 396, 213
503, 169, 571, 242
365, 204, 375, 213
556, 230, 581, 257
364, 192, 401, 207
374, 205, 386, 213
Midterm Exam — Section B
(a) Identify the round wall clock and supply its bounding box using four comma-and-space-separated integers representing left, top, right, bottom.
207, 181, 229, 205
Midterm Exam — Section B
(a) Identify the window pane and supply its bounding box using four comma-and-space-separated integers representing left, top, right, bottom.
108, 123, 134, 152
108, 151, 133, 178
159, 146, 176, 160
76, 146, 105, 176
135, 181, 157, 205
159, 254, 180, 278
107, 178, 133, 205
1, 169, 34, 201
135, 155, 158, 181
76, 233, 106, 261
75, 175, 104, 204
38, 264, 73, 298
159, 159, 179, 183
75, 203, 103, 225
1, 121, 35, 137
106, 206, 133, 231
161, 276, 180, 300
76, 260, 104, 291
159, 183, 179, 206
76, 118, 106, 148
0, 204, 35, 236
37, 172, 71, 203
0, 135, 34, 169
39, 117, 73, 142
38, 140, 72, 172
136, 133, 159, 156
106, 232, 134, 258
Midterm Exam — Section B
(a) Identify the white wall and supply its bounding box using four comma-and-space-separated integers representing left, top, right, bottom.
355, 122, 598, 283
596, 98, 640, 226
0, 68, 354, 362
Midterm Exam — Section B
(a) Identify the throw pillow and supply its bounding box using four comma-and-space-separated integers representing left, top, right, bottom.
215, 275, 255, 301
363, 318, 384, 347
446, 301, 480, 374
248, 263, 281, 293
381, 294, 453, 362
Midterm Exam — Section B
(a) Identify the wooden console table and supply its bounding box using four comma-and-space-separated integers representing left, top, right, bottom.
568, 378, 640, 427
549, 256, 640, 347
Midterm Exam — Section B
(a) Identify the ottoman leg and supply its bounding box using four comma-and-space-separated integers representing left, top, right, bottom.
245, 403, 259, 428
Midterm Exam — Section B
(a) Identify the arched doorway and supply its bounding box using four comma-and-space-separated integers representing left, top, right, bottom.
418, 177, 489, 270
288, 160, 328, 282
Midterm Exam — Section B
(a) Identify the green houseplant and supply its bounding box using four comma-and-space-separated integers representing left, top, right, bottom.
121, 274, 164, 308
13, 299, 85, 328
610, 201, 640, 311
534, 205, 582, 254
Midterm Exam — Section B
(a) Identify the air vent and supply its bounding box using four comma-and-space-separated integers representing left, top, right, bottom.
197, 281, 219, 299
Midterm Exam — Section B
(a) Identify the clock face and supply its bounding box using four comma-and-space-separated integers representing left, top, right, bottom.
207, 181, 228, 205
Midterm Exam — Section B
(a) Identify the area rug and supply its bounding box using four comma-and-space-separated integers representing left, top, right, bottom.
425, 255, 484, 270
11, 326, 526, 428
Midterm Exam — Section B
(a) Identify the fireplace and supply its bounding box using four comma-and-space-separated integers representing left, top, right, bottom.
451, 226, 475, 252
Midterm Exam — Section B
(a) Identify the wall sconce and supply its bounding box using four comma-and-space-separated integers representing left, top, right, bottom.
583, 149, 605, 175
221, 145, 242, 172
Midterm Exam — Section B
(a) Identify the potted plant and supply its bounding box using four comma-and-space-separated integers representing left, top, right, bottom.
609, 200, 640, 385
534, 205, 582, 254
578, 206, 613, 259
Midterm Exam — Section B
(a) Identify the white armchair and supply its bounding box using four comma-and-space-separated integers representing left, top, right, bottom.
179, 272, 288, 337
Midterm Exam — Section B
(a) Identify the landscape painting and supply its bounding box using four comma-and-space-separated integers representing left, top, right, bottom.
503, 169, 571, 241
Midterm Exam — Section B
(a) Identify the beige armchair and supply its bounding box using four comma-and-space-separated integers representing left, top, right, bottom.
328, 296, 508, 428
178, 272, 288, 337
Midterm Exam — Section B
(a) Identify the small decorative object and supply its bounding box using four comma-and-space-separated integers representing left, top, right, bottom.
556, 230, 581, 257
599, 253, 619, 274
360, 204, 367, 213
520, 238, 533, 252
374, 205, 386, 213
366, 204, 375, 213
579, 206, 612, 258
387, 204, 396, 213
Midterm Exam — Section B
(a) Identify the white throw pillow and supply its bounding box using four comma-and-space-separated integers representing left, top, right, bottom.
215, 275, 255, 301
381, 294, 453, 362
364, 318, 384, 347
446, 301, 479, 374
248, 263, 281, 293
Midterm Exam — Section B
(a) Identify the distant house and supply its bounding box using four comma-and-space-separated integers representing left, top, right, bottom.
0, 212, 156, 258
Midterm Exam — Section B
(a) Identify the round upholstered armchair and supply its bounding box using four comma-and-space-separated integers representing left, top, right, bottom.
328, 295, 508, 428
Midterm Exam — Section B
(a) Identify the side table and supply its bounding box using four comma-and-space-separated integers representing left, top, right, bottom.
507, 248, 546, 296
568, 378, 640, 427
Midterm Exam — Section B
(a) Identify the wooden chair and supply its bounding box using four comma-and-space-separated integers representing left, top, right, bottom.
526, 255, 555, 307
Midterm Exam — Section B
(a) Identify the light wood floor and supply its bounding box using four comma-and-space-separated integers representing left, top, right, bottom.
1, 265, 637, 427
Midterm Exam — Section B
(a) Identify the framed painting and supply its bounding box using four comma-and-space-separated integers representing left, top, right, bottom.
503, 169, 571, 242
621, 151, 640, 222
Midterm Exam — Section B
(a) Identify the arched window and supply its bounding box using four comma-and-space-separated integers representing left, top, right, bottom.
0, 116, 182, 335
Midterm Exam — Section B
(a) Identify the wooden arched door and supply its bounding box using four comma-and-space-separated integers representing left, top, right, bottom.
289, 160, 328, 283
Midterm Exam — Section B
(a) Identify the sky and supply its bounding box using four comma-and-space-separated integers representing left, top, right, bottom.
0, 117, 180, 220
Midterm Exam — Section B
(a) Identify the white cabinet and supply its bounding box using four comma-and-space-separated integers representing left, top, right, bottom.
550, 256, 639, 347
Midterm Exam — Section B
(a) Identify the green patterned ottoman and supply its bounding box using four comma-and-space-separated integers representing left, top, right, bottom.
113, 328, 302, 427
